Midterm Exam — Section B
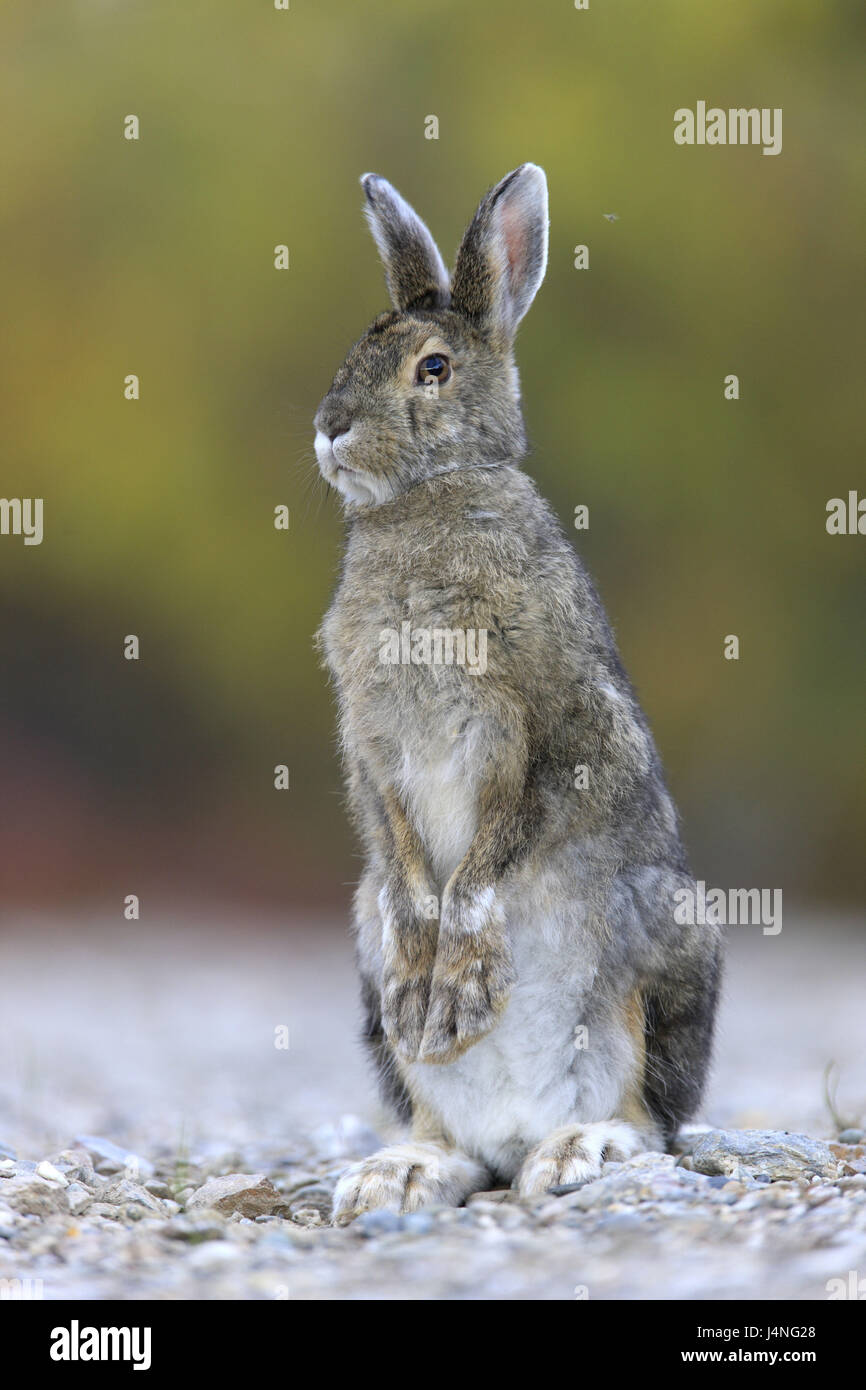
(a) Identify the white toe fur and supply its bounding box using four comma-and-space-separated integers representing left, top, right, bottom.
332, 1142, 488, 1225
516, 1120, 651, 1198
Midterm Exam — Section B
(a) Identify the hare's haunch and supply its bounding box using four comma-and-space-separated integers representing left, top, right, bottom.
315, 165, 722, 1225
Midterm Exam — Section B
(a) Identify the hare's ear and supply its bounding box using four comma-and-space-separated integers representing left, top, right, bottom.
450, 163, 548, 348
361, 174, 450, 312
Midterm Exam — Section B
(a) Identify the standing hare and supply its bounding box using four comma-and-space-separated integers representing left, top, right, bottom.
315, 164, 722, 1223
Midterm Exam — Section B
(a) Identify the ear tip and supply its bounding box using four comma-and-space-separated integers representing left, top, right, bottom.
491, 162, 548, 215
360, 172, 382, 200
516, 162, 548, 193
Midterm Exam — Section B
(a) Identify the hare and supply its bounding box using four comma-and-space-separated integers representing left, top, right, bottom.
315, 164, 722, 1224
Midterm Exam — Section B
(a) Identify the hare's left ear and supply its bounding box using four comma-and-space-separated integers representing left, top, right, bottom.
450, 163, 548, 349
361, 174, 450, 312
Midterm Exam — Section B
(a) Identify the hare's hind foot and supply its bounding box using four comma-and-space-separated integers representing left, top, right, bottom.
331, 1142, 488, 1226
516, 1120, 658, 1198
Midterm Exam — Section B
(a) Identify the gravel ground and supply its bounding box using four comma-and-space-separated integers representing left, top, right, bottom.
1, 911, 864, 1300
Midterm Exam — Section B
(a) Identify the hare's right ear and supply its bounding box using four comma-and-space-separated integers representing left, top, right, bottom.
361, 174, 450, 313
450, 163, 548, 350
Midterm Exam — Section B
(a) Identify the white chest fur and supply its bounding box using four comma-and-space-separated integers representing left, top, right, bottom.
395, 715, 485, 884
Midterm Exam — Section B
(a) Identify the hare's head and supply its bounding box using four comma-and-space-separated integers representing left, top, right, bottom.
314, 164, 548, 505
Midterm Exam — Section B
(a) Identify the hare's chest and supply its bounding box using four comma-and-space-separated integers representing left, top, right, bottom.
324, 583, 487, 882
396, 725, 481, 883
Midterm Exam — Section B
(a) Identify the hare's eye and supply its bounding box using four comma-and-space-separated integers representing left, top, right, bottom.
416, 353, 451, 385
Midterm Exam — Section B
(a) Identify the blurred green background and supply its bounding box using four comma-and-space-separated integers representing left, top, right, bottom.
0, 0, 863, 915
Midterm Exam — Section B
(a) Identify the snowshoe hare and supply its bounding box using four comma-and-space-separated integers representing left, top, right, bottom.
314, 164, 722, 1224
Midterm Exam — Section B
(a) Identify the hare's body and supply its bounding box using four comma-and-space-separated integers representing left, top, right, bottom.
315, 166, 722, 1221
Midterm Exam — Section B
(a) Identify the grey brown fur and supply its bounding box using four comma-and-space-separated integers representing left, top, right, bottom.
314, 165, 722, 1223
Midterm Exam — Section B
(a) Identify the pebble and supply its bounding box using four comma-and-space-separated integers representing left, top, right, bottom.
48, 1149, 96, 1185
3, 1124, 865, 1300
163, 1216, 227, 1243
291, 1206, 326, 1228
0, 1174, 70, 1217
689, 1128, 839, 1181
98, 1178, 168, 1217
400, 1211, 434, 1235
144, 1180, 173, 1199
35, 1161, 68, 1186
185, 1173, 287, 1219
838, 1129, 864, 1145
356, 1209, 403, 1235
67, 1182, 95, 1215
74, 1135, 154, 1180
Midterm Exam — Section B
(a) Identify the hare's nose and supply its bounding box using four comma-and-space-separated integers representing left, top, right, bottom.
328, 425, 349, 442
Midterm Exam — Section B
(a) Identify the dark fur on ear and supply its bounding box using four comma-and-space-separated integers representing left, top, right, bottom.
450, 162, 548, 348
361, 173, 451, 312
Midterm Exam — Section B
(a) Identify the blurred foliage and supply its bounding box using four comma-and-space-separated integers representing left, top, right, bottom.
0, 0, 863, 909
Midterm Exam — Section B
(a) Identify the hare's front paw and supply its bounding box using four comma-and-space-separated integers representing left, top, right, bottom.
331, 1142, 487, 1226
516, 1121, 648, 1198
378, 882, 438, 1060
418, 887, 514, 1064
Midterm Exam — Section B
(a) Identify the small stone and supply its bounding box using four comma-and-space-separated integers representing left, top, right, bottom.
185, 1174, 287, 1219
97, 1178, 167, 1217
401, 1211, 434, 1235
689, 1129, 840, 1182
163, 1216, 226, 1243
356, 1208, 402, 1235
291, 1206, 325, 1228
0, 1160, 15, 1175
73, 1135, 154, 1180
838, 1129, 864, 1145
287, 1186, 333, 1222
36, 1161, 68, 1187
466, 1189, 516, 1206
0, 1174, 70, 1217
85, 1202, 122, 1220
66, 1182, 94, 1215
144, 1180, 172, 1199
806, 1186, 838, 1208
48, 1149, 96, 1185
